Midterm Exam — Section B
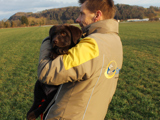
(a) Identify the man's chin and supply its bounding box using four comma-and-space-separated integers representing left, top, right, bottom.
79, 26, 83, 29
80, 27, 84, 30
79, 24, 84, 29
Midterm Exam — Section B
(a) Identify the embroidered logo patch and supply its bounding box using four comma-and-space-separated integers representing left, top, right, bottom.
104, 60, 120, 79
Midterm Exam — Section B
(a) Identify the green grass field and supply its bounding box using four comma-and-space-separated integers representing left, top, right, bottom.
0, 22, 160, 120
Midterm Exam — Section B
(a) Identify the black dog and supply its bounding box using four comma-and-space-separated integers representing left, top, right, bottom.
27, 24, 82, 120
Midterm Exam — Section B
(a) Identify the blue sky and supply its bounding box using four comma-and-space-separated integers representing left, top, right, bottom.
0, 0, 160, 21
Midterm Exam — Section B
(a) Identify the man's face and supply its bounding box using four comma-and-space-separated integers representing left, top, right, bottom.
76, 2, 95, 29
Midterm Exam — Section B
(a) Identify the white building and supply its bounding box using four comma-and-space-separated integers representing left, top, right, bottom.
127, 18, 149, 22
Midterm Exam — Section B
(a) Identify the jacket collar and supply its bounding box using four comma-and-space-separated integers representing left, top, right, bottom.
82, 19, 119, 37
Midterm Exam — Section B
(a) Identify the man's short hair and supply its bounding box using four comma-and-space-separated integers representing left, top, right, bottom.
79, 0, 116, 19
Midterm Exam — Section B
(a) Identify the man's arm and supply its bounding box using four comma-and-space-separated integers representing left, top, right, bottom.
38, 37, 99, 85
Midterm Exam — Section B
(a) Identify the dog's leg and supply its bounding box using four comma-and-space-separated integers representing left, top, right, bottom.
27, 80, 47, 120
33, 88, 58, 118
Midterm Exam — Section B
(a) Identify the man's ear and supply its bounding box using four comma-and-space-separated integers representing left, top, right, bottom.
66, 25, 83, 44
94, 10, 103, 22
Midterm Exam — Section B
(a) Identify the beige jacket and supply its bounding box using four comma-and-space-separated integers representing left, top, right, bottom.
38, 19, 123, 120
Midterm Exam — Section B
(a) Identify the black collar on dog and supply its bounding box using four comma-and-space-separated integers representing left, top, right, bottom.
42, 36, 50, 44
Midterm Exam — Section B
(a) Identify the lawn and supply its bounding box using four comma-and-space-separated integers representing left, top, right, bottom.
0, 22, 160, 120
105, 22, 160, 119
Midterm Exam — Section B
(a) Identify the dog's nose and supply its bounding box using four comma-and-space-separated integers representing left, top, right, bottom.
53, 39, 58, 44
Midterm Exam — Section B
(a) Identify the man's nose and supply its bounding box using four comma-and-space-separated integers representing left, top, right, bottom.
76, 16, 80, 23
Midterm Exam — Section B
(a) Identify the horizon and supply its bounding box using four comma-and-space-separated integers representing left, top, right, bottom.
0, 0, 160, 21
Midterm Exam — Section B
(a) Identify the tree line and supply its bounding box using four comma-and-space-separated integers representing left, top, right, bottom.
0, 5, 160, 28
115, 5, 159, 20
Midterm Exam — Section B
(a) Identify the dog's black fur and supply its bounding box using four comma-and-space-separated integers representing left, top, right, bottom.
27, 24, 82, 120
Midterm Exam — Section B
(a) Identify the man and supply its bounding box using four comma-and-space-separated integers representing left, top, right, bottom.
38, 0, 123, 119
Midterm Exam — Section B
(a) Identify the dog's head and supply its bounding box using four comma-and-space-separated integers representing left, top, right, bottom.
49, 24, 82, 54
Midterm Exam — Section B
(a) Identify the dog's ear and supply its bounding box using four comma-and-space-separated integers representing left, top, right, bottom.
66, 25, 82, 44
49, 26, 57, 41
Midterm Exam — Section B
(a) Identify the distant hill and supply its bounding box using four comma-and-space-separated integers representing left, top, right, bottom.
9, 12, 34, 21
0, 4, 157, 28
9, 7, 80, 24
9, 5, 160, 23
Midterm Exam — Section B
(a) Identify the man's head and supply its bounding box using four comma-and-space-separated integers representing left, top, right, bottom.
76, 0, 116, 29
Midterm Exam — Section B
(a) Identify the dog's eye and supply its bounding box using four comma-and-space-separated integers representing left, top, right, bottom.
61, 32, 66, 36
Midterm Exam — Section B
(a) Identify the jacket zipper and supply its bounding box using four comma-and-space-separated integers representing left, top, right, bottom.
44, 84, 63, 120
82, 55, 105, 120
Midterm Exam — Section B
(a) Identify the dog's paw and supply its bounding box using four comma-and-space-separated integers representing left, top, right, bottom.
49, 51, 58, 59
27, 111, 36, 120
